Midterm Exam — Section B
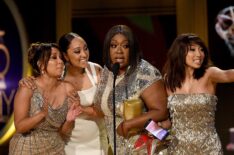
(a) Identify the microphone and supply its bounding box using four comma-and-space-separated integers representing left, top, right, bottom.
112, 63, 120, 78
111, 62, 119, 155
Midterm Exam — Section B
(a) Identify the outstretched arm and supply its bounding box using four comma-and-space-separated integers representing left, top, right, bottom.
208, 67, 234, 83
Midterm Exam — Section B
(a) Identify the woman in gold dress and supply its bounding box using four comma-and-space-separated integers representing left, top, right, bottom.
9, 43, 81, 155
163, 33, 234, 154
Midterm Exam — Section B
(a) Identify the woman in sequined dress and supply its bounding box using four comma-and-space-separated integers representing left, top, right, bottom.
9, 42, 81, 155
163, 33, 234, 155
94, 25, 169, 155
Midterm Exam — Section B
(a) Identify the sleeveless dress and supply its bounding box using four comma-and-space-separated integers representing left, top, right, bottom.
65, 62, 105, 155
9, 88, 68, 155
167, 93, 223, 155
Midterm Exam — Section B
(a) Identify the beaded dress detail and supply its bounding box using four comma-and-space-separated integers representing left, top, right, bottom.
9, 88, 68, 155
167, 94, 223, 155
94, 59, 162, 155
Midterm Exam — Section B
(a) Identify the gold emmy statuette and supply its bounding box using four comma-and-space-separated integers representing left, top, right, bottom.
123, 98, 143, 134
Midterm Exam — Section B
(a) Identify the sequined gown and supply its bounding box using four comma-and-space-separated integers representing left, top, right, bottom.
167, 94, 223, 155
9, 88, 68, 155
94, 59, 162, 155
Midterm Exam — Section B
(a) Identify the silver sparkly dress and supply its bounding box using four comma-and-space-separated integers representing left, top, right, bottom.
9, 88, 68, 155
167, 94, 223, 155
94, 59, 162, 155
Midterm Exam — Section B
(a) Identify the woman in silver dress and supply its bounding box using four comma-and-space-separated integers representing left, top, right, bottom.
94, 25, 169, 155
163, 33, 234, 155
9, 42, 81, 155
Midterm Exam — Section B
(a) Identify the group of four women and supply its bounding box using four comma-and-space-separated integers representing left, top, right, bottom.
9, 24, 234, 155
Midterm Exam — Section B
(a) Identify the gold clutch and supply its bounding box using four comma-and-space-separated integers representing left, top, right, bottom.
123, 98, 143, 134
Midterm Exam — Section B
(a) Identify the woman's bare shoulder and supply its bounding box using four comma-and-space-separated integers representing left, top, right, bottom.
61, 80, 75, 92
205, 66, 222, 77
88, 61, 103, 73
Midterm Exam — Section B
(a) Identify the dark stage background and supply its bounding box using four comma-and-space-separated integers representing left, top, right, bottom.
0, 0, 233, 154
207, 1, 234, 155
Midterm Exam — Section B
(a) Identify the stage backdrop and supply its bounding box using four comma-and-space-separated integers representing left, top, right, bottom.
72, 15, 176, 71
208, 1, 234, 155
0, 0, 28, 148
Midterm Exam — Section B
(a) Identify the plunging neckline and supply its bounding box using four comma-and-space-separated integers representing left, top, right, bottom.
34, 88, 67, 110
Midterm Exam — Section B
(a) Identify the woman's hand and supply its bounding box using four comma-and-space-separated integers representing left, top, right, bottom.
66, 103, 82, 122
66, 90, 81, 122
60, 103, 82, 137
81, 106, 99, 116
117, 121, 131, 138
19, 76, 36, 90
117, 122, 125, 137
158, 118, 171, 129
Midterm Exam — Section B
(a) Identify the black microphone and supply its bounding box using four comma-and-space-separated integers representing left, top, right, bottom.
111, 62, 119, 155
112, 63, 120, 78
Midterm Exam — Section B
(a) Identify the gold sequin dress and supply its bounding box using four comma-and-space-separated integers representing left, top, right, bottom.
9, 88, 68, 155
167, 93, 223, 155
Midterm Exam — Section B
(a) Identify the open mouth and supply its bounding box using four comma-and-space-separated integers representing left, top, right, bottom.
193, 59, 203, 65
115, 58, 124, 63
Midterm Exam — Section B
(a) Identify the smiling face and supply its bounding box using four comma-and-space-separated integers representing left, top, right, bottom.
110, 34, 130, 73
64, 37, 89, 69
46, 47, 64, 78
185, 43, 205, 69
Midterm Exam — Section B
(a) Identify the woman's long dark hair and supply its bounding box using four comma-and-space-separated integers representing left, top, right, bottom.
163, 33, 211, 92
102, 25, 142, 74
